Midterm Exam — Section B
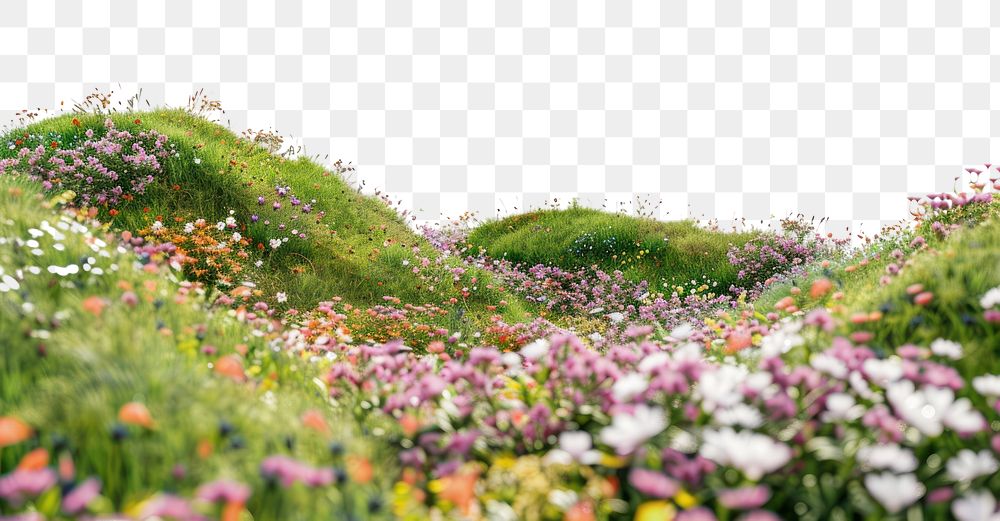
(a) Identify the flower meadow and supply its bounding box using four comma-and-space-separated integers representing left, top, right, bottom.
1, 105, 1000, 520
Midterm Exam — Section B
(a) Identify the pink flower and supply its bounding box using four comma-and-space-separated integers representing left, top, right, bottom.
737, 511, 782, 521
140, 494, 202, 520
676, 507, 718, 521
196, 479, 251, 504
628, 468, 679, 499
61, 478, 102, 514
718, 485, 771, 510
0, 469, 56, 505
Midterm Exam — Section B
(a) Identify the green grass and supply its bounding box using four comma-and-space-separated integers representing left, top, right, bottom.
1, 110, 530, 335
0, 177, 394, 518
466, 205, 757, 290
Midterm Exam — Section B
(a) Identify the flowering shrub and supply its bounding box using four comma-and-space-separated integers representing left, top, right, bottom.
1, 118, 173, 209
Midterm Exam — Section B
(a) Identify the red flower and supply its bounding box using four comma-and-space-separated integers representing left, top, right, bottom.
72, 118, 81, 127
134, 118, 142, 125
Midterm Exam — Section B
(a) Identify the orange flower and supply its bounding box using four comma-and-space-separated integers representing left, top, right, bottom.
725, 328, 753, 353
809, 278, 833, 299
438, 466, 478, 516
133, 118, 142, 125
774, 296, 795, 311
72, 118, 81, 127
214, 355, 245, 382
222, 501, 244, 521
0, 417, 32, 447
17, 448, 49, 471
82, 296, 106, 316
118, 402, 154, 429
346, 455, 373, 484
914, 291, 934, 306
300, 410, 329, 435
197, 439, 214, 459
565, 501, 596, 521
400, 414, 420, 437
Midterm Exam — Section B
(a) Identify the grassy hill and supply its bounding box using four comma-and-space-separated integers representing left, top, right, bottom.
1, 110, 530, 335
466, 205, 758, 290
0, 176, 393, 518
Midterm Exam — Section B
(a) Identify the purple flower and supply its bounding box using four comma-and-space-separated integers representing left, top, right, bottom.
628, 468, 678, 498
0, 469, 57, 505
196, 479, 251, 504
257, 196, 266, 205
251, 214, 259, 223
718, 485, 771, 510
61, 478, 102, 514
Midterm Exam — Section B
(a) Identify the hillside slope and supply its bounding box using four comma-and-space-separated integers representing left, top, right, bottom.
466, 206, 757, 290
1, 110, 529, 333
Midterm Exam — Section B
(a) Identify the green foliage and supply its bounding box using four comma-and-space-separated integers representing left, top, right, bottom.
466, 206, 757, 289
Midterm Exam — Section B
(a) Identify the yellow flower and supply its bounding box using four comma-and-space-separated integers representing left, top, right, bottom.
598, 453, 628, 469
674, 489, 698, 509
635, 501, 676, 521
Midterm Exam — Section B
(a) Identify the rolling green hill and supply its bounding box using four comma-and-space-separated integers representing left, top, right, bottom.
466, 205, 758, 290
1, 110, 529, 332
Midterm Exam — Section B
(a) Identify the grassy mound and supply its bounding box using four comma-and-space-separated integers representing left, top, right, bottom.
466, 205, 757, 289
1, 110, 529, 330
0, 177, 393, 518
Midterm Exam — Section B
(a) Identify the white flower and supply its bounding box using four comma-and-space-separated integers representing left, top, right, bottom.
699, 427, 791, 480
972, 374, 1000, 397
607, 312, 625, 324
810, 352, 848, 379
612, 373, 649, 402
864, 472, 924, 513
600, 405, 667, 455
401, 259, 409, 266
856, 443, 918, 473
952, 491, 1000, 521
822, 392, 865, 422
980, 286, 1000, 309
519, 339, 550, 360
698, 364, 748, 411
849, 371, 878, 401
151, 220, 164, 231
545, 431, 600, 465
713, 404, 763, 428
669, 323, 694, 341
183, 222, 195, 234
759, 321, 804, 358
862, 358, 904, 387
193, 157, 202, 165
216, 221, 226, 231
588, 307, 605, 315
254, 260, 264, 268
231, 232, 242, 242
269, 238, 282, 249
637, 352, 670, 373
930, 338, 963, 359
887, 381, 985, 436
275, 292, 288, 303
947, 450, 999, 482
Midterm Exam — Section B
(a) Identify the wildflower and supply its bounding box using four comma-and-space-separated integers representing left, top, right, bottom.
864, 472, 924, 513
856, 443, 918, 473
196, 479, 251, 504
194, 157, 202, 164
519, 338, 550, 360
809, 278, 833, 298
82, 296, 106, 316
61, 478, 101, 514
980, 287, 1000, 309
214, 355, 245, 382
628, 468, 679, 499
635, 501, 676, 521
600, 405, 667, 455
951, 491, 1000, 521
612, 373, 649, 402
821, 393, 865, 422
699, 428, 791, 480
269, 238, 282, 249
607, 312, 625, 323
887, 381, 985, 436
930, 338, 963, 359
16, 448, 48, 471
972, 375, 1000, 397
140, 494, 197, 520
546, 431, 600, 465
718, 485, 771, 510
0, 417, 32, 447
946, 450, 999, 482
0, 468, 57, 505
276, 292, 288, 303
914, 291, 934, 306
118, 402, 154, 428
